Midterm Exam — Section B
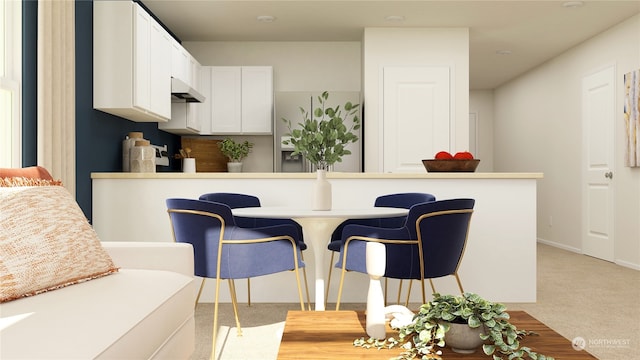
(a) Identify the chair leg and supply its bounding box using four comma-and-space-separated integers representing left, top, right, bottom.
195, 278, 206, 308
384, 278, 388, 306
211, 277, 222, 360
228, 279, 242, 336
396, 279, 404, 304
429, 279, 436, 294
335, 266, 349, 311
325, 251, 335, 309
404, 280, 413, 307
247, 278, 251, 307
300, 252, 311, 310
292, 265, 306, 311
454, 273, 465, 294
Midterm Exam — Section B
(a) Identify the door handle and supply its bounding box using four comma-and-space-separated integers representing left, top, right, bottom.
604, 171, 613, 179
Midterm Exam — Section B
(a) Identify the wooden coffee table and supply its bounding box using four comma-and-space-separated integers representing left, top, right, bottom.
277, 310, 597, 359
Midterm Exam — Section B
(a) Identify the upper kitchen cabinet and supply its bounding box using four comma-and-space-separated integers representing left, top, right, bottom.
209, 66, 273, 134
171, 39, 202, 90
160, 66, 210, 135
93, 1, 172, 122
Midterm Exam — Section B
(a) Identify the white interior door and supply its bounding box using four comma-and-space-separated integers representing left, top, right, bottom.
582, 66, 615, 262
382, 66, 450, 173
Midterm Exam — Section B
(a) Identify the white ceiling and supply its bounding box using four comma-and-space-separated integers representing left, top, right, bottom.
142, 0, 640, 90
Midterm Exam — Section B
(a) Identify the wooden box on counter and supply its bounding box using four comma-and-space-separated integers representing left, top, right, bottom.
180, 137, 228, 172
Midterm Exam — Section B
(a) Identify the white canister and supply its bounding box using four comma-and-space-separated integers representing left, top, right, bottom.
122, 132, 143, 172
183, 158, 196, 173
130, 139, 156, 173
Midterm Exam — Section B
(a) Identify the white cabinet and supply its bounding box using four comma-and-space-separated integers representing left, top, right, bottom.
170, 38, 191, 87
382, 66, 451, 173
209, 66, 273, 134
159, 67, 211, 135
94, 1, 172, 122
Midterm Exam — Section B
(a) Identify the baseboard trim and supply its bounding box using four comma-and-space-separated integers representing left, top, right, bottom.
537, 238, 640, 271
536, 238, 583, 253
615, 259, 640, 271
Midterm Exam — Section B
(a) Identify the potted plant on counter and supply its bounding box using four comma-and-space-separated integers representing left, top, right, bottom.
281, 91, 360, 210
354, 292, 554, 360
218, 137, 254, 172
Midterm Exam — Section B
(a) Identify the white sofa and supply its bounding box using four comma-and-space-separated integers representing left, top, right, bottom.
0, 241, 197, 359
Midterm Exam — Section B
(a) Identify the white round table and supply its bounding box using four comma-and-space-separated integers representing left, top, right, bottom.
232, 207, 409, 310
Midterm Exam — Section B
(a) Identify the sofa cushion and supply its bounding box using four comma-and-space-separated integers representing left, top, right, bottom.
0, 268, 195, 359
0, 186, 118, 302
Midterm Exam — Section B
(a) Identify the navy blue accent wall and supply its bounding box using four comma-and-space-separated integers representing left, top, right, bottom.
22, 0, 37, 166
75, 1, 181, 222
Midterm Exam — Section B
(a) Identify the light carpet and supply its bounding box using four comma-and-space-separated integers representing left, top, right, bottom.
193, 244, 640, 360
213, 322, 286, 360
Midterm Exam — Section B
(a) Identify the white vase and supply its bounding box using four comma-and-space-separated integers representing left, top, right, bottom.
227, 162, 243, 173
183, 158, 196, 173
312, 169, 332, 210
366, 242, 386, 340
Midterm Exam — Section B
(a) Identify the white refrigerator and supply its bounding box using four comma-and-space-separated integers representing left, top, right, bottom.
274, 91, 362, 173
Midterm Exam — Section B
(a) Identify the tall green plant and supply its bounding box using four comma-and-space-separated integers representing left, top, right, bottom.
282, 91, 360, 171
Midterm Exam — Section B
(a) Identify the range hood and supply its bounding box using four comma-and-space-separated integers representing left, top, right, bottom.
171, 77, 205, 103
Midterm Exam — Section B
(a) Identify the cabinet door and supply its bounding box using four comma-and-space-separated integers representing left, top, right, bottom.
382, 66, 450, 173
149, 20, 171, 120
197, 66, 213, 134
211, 66, 242, 133
241, 66, 273, 134
171, 39, 189, 85
132, 4, 151, 112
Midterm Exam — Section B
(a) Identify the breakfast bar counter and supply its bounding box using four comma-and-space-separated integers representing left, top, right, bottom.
92, 172, 542, 304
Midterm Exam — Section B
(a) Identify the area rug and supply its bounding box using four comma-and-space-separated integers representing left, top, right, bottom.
214, 321, 285, 360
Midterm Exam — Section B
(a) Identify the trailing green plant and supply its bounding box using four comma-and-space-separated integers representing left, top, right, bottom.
218, 138, 253, 162
282, 91, 360, 171
354, 293, 554, 360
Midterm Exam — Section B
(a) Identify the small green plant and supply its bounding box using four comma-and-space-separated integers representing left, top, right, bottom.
354, 293, 554, 360
218, 138, 253, 162
282, 91, 360, 171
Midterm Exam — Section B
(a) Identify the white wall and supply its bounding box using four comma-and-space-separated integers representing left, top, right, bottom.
184, 41, 362, 92
493, 14, 640, 268
361, 28, 470, 172
469, 90, 495, 172
182, 41, 362, 172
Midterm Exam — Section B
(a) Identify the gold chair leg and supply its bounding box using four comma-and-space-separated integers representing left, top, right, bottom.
300, 252, 311, 310
428, 278, 436, 296
228, 279, 242, 336
335, 266, 349, 311
247, 278, 251, 307
195, 278, 206, 308
454, 273, 464, 294
384, 278, 388, 306
404, 280, 413, 307
293, 265, 306, 311
211, 277, 222, 360
396, 279, 404, 304
325, 252, 335, 309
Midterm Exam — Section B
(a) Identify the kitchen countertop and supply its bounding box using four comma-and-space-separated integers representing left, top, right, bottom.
91, 172, 543, 180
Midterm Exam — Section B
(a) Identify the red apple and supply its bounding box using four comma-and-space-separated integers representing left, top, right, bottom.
453, 151, 474, 160
435, 151, 454, 160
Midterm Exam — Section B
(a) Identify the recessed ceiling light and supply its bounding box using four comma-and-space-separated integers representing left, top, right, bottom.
384, 15, 405, 22
562, 1, 584, 8
257, 15, 276, 23
496, 50, 512, 55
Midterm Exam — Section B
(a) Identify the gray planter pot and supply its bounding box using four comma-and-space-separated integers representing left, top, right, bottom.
444, 322, 485, 354
227, 162, 243, 173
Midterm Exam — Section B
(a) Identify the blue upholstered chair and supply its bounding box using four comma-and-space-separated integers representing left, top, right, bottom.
334, 198, 475, 310
166, 198, 306, 357
325, 193, 436, 306
199, 192, 310, 309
